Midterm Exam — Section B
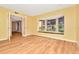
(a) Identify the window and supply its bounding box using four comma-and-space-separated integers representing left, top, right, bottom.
58, 16, 64, 32
38, 16, 64, 34
38, 20, 45, 32
47, 19, 56, 31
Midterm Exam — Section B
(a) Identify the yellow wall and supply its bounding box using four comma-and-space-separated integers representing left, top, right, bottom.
76, 5, 79, 44
0, 7, 9, 40
27, 16, 37, 35
0, 7, 28, 41
10, 12, 28, 36
30, 5, 77, 42
0, 5, 78, 42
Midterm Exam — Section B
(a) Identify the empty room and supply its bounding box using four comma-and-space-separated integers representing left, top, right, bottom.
0, 4, 79, 54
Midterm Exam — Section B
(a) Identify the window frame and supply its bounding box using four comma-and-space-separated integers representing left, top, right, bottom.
38, 16, 64, 35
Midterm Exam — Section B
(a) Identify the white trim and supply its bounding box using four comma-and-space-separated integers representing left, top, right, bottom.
22, 17, 25, 37
37, 15, 64, 33
0, 34, 77, 43
57, 38, 77, 43
8, 12, 11, 41
56, 18, 59, 32
0, 37, 9, 41
8, 13, 26, 40
36, 35, 77, 43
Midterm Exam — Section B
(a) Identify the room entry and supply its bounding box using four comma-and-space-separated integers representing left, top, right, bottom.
8, 13, 25, 40
12, 21, 22, 34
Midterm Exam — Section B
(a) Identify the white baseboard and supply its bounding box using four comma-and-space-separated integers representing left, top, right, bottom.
57, 38, 77, 43
35, 35, 77, 43
0, 35, 77, 44
0, 37, 9, 41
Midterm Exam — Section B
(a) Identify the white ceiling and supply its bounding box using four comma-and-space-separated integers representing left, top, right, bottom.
0, 4, 74, 16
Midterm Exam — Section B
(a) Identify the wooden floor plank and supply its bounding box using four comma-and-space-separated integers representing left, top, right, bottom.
0, 32, 79, 54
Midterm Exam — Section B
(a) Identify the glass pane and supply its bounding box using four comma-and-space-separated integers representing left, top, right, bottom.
47, 19, 56, 31
39, 20, 45, 31
58, 16, 64, 32
39, 26, 45, 31
40, 20, 45, 25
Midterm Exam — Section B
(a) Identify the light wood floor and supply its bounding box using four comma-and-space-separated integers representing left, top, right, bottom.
0, 32, 79, 54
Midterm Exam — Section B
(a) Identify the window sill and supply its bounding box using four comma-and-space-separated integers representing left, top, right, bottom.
38, 31, 64, 35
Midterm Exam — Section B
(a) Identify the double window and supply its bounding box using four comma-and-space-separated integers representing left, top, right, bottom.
38, 16, 64, 34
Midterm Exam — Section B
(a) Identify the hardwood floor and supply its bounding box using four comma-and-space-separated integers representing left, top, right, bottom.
0, 32, 79, 54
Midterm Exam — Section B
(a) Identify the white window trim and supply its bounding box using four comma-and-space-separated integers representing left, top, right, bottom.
38, 15, 64, 34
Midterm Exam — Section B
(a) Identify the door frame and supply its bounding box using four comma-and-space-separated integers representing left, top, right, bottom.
8, 12, 25, 40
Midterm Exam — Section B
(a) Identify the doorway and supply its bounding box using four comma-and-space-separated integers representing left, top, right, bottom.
8, 13, 25, 40
12, 21, 22, 36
